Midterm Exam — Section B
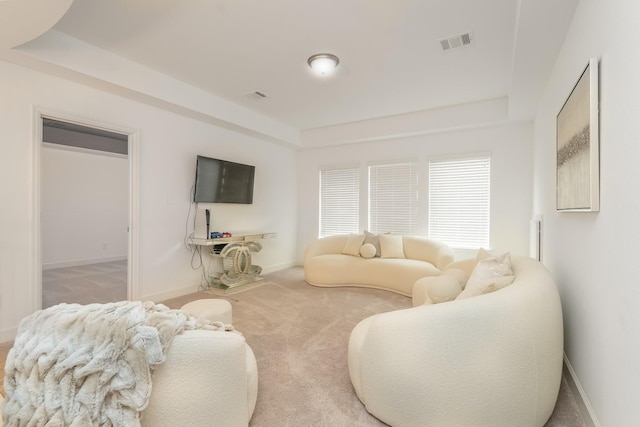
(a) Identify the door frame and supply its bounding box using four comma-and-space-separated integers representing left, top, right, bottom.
32, 107, 140, 308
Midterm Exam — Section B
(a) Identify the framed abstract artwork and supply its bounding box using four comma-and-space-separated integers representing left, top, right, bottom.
556, 58, 600, 212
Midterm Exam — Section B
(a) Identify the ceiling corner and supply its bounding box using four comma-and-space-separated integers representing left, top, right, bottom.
508, 0, 580, 120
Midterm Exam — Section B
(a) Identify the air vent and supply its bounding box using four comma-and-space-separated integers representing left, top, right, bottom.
438, 31, 473, 52
246, 90, 268, 99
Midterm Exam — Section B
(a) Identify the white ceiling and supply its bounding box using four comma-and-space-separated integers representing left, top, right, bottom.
46, 0, 578, 133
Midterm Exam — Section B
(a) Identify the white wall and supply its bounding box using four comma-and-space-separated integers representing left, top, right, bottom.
0, 59, 298, 341
532, 0, 640, 425
41, 146, 128, 268
297, 122, 533, 261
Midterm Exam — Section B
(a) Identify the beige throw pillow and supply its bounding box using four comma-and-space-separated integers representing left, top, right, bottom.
379, 234, 405, 259
476, 247, 493, 262
363, 230, 381, 257
342, 234, 365, 256
456, 251, 514, 300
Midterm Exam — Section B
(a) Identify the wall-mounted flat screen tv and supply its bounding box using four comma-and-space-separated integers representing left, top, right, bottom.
194, 155, 255, 204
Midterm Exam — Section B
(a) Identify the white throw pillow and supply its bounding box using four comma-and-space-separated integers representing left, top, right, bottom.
456, 251, 514, 300
379, 234, 405, 259
427, 275, 463, 304
359, 243, 377, 259
342, 234, 365, 256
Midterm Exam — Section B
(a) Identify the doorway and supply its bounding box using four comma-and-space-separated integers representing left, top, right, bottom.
36, 113, 138, 308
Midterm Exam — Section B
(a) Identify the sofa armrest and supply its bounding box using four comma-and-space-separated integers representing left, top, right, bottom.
434, 244, 455, 270
141, 329, 257, 427
304, 235, 348, 260
401, 236, 454, 269
443, 257, 477, 285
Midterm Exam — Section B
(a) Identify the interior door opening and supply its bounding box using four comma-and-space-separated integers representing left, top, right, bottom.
39, 117, 133, 308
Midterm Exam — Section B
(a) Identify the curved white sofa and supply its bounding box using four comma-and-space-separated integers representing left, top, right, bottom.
304, 234, 455, 296
348, 255, 563, 427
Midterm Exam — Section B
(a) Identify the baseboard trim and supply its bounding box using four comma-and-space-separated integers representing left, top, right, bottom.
141, 284, 199, 304
261, 261, 300, 275
142, 263, 299, 304
0, 327, 17, 344
563, 353, 601, 427
43, 255, 127, 270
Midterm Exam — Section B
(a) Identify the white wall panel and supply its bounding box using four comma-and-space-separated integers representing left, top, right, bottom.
532, 0, 640, 424
41, 146, 128, 268
0, 59, 298, 341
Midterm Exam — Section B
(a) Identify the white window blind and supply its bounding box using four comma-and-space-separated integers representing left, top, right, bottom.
428, 156, 490, 249
319, 166, 360, 238
369, 161, 418, 234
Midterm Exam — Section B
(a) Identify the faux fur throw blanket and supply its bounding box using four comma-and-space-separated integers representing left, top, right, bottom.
2, 301, 234, 426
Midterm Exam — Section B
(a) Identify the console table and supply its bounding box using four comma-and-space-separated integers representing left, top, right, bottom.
188, 232, 276, 291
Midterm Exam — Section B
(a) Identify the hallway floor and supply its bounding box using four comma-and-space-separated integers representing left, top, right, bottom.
42, 260, 127, 308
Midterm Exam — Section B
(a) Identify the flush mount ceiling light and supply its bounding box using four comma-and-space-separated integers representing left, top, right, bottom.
307, 53, 339, 76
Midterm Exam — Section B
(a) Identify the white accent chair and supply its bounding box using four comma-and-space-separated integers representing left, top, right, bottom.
2, 326, 257, 427
142, 328, 258, 426
348, 255, 563, 427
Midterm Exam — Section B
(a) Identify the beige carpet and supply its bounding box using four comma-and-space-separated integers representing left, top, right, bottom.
162, 267, 405, 426
163, 266, 587, 427
42, 260, 127, 308
3, 266, 586, 425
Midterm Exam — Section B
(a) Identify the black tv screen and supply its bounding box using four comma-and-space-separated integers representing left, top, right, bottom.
194, 155, 255, 204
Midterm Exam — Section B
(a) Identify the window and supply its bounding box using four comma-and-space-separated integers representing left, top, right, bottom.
319, 166, 360, 238
428, 156, 490, 248
369, 161, 418, 234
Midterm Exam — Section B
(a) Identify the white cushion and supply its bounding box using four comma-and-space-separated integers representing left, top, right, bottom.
456, 251, 514, 299
342, 234, 365, 256
441, 268, 468, 287
413, 275, 463, 306
359, 243, 377, 259
181, 299, 233, 324
428, 275, 462, 303
379, 234, 405, 259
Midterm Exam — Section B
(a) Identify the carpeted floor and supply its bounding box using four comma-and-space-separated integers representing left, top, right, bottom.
162, 267, 405, 426
42, 260, 127, 308
2, 266, 587, 425
163, 266, 587, 427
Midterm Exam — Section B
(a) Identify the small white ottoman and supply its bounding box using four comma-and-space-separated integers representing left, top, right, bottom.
181, 299, 233, 324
